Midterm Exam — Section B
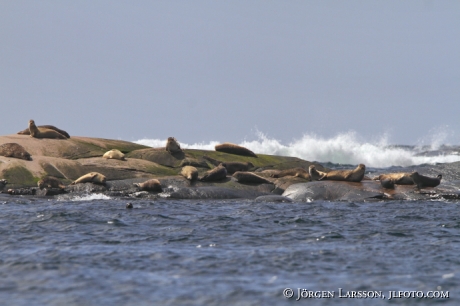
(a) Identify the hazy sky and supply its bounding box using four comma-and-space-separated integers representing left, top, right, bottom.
1, 1, 459, 145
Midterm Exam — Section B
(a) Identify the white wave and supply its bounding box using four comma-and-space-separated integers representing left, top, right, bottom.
134, 131, 460, 168
57, 193, 112, 201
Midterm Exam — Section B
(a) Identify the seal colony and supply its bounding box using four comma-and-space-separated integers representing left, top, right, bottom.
0, 119, 452, 201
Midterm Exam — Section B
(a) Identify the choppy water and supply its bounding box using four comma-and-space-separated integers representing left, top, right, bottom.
1, 196, 459, 305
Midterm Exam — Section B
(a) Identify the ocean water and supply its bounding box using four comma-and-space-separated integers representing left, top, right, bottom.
2, 132, 460, 305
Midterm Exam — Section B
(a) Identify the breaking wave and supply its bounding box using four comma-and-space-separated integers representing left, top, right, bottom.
57, 193, 113, 201
135, 131, 460, 168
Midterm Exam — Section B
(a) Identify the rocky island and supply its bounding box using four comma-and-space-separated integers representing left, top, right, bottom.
1, 132, 460, 202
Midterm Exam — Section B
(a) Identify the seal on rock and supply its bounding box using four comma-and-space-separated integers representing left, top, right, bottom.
200, 164, 227, 182
214, 143, 257, 158
232, 171, 271, 184
410, 172, 442, 189
0, 143, 31, 160
202, 156, 254, 174
38, 176, 66, 189
28, 120, 67, 139
272, 167, 311, 180
313, 164, 366, 182
17, 125, 70, 138
0, 179, 7, 189
308, 165, 326, 181
179, 158, 210, 169
379, 179, 395, 189
102, 149, 126, 160
134, 178, 162, 192
180, 166, 198, 181
373, 173, 414, 185
165, 137, 182, 154
71, 172, 107, 185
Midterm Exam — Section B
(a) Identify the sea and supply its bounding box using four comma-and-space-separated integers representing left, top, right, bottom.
1, 131, 460, 305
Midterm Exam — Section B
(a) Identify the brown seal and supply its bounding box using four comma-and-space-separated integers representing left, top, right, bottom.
180, 166, 198, 181
410, 172, 442, 189
200, 164, 227, 182
179, 158, 210, 169
102, 149, 126, 160
37, 176, 66, 189
165, 137, 182, 154
17, 125, 70, 138
71, 172, 107, 185
232, 171, 271, 184
308, 165, 326, 181
0, 143, 31, 160
134, 179, 162, 192
28, 120, 67, 139
214, 143, 257, 158
272, 167, 311, 180
221, 162, 254, 174
373, 173, 414, 185
315, 164, 366, 182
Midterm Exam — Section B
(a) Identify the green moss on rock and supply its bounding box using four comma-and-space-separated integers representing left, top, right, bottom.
2, 165, 39, 187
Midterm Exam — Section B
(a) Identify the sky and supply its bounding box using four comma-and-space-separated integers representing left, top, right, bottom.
1, 1, 460, 145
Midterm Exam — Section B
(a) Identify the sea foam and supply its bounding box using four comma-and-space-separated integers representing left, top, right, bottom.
57, 193, 112, 202
135, 131, 460, 168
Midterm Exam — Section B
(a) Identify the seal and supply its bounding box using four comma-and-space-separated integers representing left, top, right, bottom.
102, 149, 126, 160
379, 179, 395, 189
373, 173, 414, 185
410, 172, 442, 189
214, 143, 257, 158
126, 203, 133, 209
133, 178, 162, 192
0, 143, 31, 160
180, 166, 198, 181
37, 176, 66, 189
71, 172, 107, 185
272, 167, 311, 180
179, 158, 210, 169
308, 165, 326, 181
232, 171, 271, 184
200, 164, 227, 182
314, 164, 366, 182
0, 179, 7, 189
165, 137, 182, 154
17, 125, 70, 138
28, 120, 67, 139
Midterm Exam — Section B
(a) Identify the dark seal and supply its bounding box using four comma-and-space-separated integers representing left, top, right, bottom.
200, 164, 227, 182
410, 172, 442, 189
0, 143, 31, 160
214, 143, 257, 158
